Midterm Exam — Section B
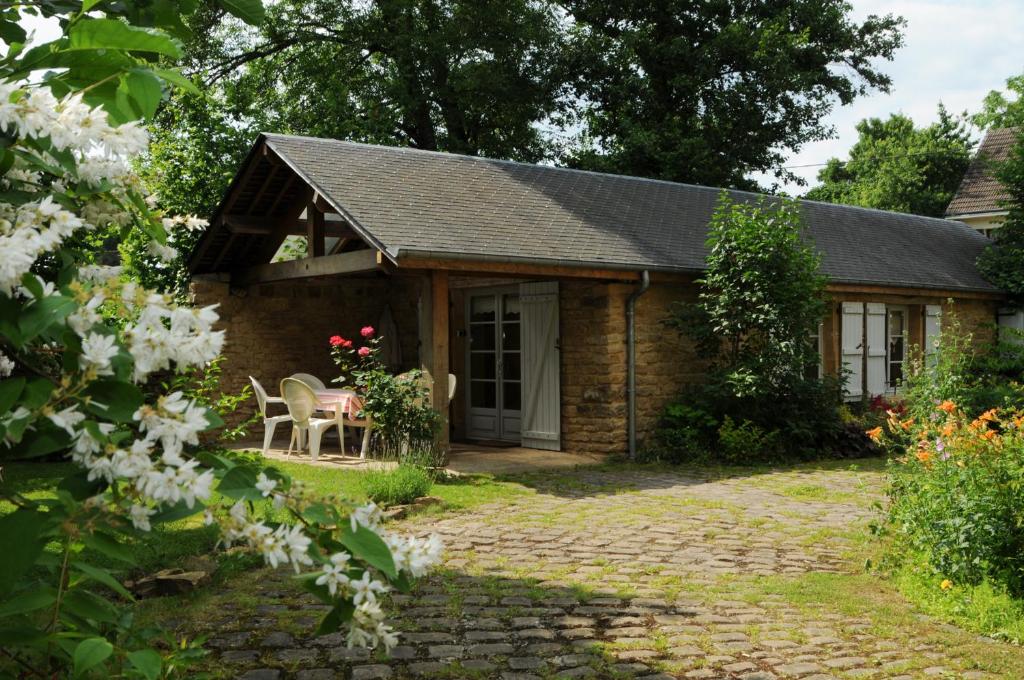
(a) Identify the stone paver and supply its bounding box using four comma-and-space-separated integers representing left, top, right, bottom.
182, 466, 1015, 679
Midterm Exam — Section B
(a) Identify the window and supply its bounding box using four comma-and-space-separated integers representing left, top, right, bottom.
806, 323, 823, 380
887, 307, 906, 389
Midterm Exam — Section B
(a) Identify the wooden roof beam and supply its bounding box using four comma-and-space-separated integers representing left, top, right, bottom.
231, 248, 388, 286
224, 214, 356, 239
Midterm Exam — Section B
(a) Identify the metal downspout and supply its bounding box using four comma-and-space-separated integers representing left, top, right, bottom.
627, 270, 651, 460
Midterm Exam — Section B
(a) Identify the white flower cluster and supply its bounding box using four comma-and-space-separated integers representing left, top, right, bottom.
0, 196, 87, 293
65, 283, 225, 382
0, 351, 13, 378
66, 392, 218, 529
0, 85, 147, 162
122, 292, 224, 382
218, 494, 441, 651
221, 501, 314, 573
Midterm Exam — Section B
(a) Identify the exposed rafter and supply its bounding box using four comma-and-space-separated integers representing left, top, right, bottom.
231, 248, 387, 286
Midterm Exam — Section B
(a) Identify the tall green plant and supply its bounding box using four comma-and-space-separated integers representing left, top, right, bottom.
674, 193, 827, 398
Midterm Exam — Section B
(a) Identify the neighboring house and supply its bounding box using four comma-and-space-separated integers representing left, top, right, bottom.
188, 134, 1002, 456
946, 127, 1019, 237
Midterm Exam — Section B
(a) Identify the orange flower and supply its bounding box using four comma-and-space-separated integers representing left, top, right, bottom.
941, 423, 955, 437
940, 579, 953, 590
900, 418, 915, 431
866, 426, 883, 442
916, 449, 932, 463
938, 400, 957, 414
980, 408, 998, 422
981, 430, 997, 441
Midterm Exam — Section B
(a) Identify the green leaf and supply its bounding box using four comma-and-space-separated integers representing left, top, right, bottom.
57, 469, 106, 501
216, 465, 262, 501
302, 503, 337, 526
0, 587, 57, 618
218, 0, 265, 25
150, 499, 204, 524
127, 649, 162, 680
340, 524, 397, 580
152, 67, 200, 94
62, 589, 119, 624
203, 407, 224, 430
17, 295, 76, 344
81, 379, 144, 422
316, 600, 354, 635
82, 531, 136, 566
72, 562, 134, 601
68, 19, 182, 58
0, 510, 48, 597
118, 69, 165, 121
73, 637, 113, 677
0, 376, 25, 415
8, 419, 72, 458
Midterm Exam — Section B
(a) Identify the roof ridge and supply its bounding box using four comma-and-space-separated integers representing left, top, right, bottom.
262, 132, 972, 231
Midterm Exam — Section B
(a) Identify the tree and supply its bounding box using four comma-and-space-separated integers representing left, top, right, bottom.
973, 73, 1024, 129
977, 132, 1024, 301
975, 74, 1024, 302
804, 106, 974, 217
677, 194, 828, 398
564, 0, 905, 188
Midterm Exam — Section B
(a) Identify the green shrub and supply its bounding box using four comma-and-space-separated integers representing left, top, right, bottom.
364, 464, 433, 507
641, 401, 717, 463
881, 403, 1024, 596
717, 416, 781, 464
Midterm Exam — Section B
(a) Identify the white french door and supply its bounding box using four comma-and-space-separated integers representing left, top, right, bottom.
466, 289, 522, 442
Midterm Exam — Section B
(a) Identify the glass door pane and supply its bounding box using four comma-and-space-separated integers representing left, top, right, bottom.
888, 309, 905, 387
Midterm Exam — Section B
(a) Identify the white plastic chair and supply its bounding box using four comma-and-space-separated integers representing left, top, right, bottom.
339, 407, 373, 459
280, 378, 341, 462
250, 376, 291, 456
289, 373, 326, 390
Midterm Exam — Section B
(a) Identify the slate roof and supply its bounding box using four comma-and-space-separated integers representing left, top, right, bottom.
946, 127, 1019, 217
196, 133, 1000, 294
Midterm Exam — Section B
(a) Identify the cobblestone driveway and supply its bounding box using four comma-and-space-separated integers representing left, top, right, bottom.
194, 465, 1019, 679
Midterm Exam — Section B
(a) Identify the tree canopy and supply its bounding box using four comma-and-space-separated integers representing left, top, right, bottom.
564, 0, 905, 188
143, 0, 906, 230
804, 106, 974, 217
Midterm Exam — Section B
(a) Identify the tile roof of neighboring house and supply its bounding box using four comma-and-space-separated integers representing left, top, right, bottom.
946, 127, 1019, 218
191, 133, 1001, 294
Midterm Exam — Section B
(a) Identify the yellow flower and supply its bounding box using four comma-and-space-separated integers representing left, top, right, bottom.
866, 426, 883, 442
940, 579, 953, 590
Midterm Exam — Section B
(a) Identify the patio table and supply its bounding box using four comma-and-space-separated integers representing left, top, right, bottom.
314, 388, 363, 420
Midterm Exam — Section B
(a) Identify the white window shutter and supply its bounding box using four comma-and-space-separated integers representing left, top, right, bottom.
998, 307, 1024, 345
841, 302, 864, 400
925, 305, 942, 359
519, 281, 560, 451
866, 303, 887, 396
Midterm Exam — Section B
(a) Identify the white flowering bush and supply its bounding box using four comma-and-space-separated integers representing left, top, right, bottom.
0, 1, 440, 676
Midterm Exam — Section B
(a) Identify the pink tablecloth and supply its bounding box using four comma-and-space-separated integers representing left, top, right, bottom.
314, 389, 363, 420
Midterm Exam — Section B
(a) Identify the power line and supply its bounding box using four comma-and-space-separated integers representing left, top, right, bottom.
782, 148, 972, 170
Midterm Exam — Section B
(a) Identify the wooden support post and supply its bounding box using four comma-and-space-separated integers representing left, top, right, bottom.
431, 270, 450, 449
307, 200, 325, 258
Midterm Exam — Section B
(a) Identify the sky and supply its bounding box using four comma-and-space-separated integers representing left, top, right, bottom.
19, 0, 1024, 195
758, 0, 1024, 194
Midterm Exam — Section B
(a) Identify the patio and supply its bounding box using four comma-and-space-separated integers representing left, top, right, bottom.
233, 440, 609, 475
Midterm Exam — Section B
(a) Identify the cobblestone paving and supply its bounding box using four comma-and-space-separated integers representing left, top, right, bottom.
192, 466, 1016, 679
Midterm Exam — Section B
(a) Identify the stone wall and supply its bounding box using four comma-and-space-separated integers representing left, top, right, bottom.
559, 281, 630, 455
189, 275, 422, 430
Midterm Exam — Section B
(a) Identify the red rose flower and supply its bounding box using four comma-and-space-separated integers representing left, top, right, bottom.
360, 325, 375, 338
329, 335, 345, 347
358, 346, 371, 357
343, 339, 353, 348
